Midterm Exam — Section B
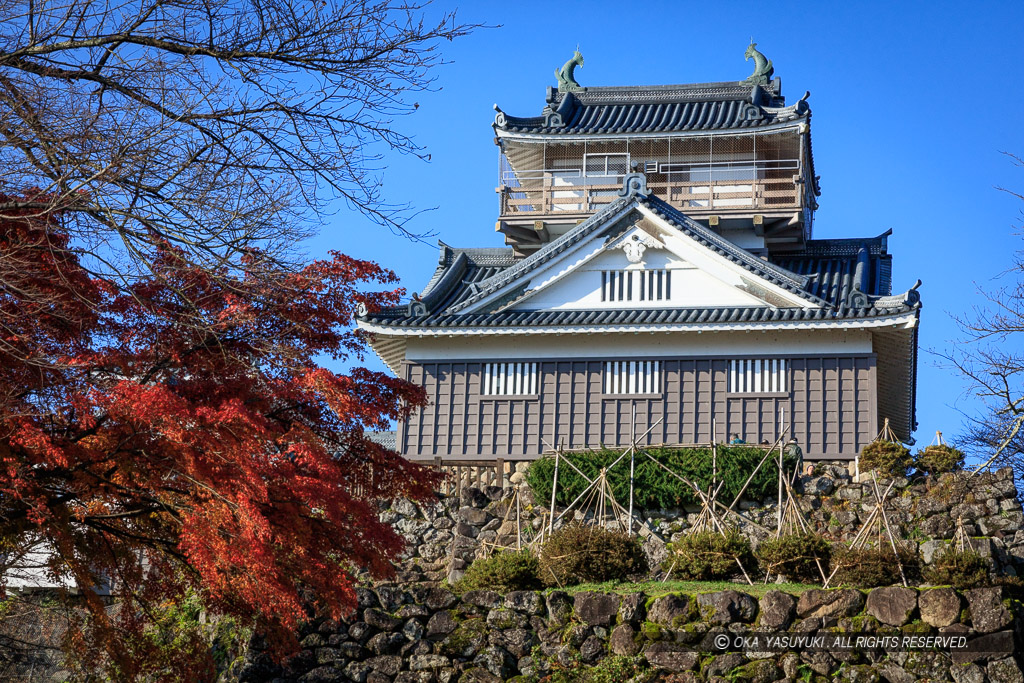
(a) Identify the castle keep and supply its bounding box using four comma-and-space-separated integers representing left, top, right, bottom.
357, 45, 921, 463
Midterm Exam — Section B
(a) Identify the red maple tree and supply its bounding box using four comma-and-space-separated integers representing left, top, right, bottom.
0, 200, 435, 678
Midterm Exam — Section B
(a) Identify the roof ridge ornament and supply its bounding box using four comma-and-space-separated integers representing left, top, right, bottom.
555, 47, 584, 92
618, 171, 648, 198
742, 41, 774, 86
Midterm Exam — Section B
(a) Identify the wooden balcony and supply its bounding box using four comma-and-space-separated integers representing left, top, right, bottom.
499, 175, 804, 218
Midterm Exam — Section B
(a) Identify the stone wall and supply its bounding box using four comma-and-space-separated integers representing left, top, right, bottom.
382, 466, 1024, 584
229, 584, 1024, 682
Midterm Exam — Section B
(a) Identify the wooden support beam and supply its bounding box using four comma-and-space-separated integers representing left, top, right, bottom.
497, 222, 544, 244
533, 220, 549, 241
764, 212, 803, 236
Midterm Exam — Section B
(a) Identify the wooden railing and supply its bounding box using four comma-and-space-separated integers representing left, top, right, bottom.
499, 176, 801, 217
411, 458, 531, 497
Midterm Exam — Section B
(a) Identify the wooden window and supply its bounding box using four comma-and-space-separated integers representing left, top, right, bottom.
729, 358, 788, 393
604, 360, 661, 395
482, 362, 538, 396
601, 270, 671, 302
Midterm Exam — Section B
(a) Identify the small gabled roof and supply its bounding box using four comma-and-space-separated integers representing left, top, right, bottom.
493, 80, 809, 137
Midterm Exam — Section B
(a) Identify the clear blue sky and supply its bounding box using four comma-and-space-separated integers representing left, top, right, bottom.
308, 1, 1024, 449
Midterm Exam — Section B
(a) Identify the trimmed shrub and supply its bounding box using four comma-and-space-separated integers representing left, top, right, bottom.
527, 445, 795, 510
543, 655, 652, 683
455, 550, 541, 593
662, 530, 754, 581
914, 444, 965, 476
858, 440, 913, 478
830, 544, 921, 587
538, 524, 647, 587
923, 548, 990, 589
755, 533, 831, 583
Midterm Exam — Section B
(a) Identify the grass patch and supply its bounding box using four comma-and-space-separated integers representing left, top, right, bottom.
546, 579, 821, 598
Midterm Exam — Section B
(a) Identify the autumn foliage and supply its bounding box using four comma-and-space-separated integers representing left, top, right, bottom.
0, 200, 435, 678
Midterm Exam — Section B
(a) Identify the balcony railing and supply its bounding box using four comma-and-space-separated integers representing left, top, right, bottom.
499, 173, 804, 218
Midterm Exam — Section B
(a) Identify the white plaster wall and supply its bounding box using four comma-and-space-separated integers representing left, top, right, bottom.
512, 243, 767, 311
404, 328, 873, 361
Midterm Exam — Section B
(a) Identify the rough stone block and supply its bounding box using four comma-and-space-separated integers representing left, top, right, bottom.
919, 587, 961, 628
610, 623, 641, 656
757, 590, 796, 630
796, 589, 864, 619
462, 590, 503, 609
643, 642, 699, 672
696, 590, 758, 624
865, 586, 917, 626
966, 587, 1013, 633
573, 591, 620, 626
505, 590, 543, 615
618, 592, 647, 624
426, 611, 458, 639
648, 593, 692, 626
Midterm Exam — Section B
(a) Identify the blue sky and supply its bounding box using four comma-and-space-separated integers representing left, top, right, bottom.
309, 1, 1024, 448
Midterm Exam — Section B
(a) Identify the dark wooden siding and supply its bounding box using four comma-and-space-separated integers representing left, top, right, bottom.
399, 355, 876, 461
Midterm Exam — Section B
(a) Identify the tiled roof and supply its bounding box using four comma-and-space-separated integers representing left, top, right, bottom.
770, 232, 894, 302
361, 304, 917, 330
359, 191, 919, 331
366, 430, 397, 450
494, 81, 809, 136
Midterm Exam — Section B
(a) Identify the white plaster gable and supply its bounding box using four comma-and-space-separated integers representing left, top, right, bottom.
478, 209, 817, 313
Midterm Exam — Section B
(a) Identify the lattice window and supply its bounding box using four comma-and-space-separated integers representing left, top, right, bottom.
482, 362, 538, 396
729, 359, 788, 393
601, 270, 671, 302
604, 360, 661, 395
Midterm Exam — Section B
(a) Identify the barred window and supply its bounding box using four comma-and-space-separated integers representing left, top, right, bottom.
601, 270, 671, 302
604, 360, 661, 395
482, 362, 538, 396
729, 359, 788, 393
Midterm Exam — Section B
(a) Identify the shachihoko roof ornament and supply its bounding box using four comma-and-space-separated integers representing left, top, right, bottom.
555, 47, 584, 92
743, 40, 774, 86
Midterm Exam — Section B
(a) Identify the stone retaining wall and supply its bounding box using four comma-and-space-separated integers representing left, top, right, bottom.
229, 584, 1024, 682
381, 467, 1024, 584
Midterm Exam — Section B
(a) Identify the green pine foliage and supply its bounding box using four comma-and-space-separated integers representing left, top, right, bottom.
538, 524, 648, 587
914, 444, 966, 476
662, 530, 754, 581
526, 446, 793, 510
755, 533, 831, 583
923, 548, 990, 589
455, 550, 542, 593
858, 440, 913, 478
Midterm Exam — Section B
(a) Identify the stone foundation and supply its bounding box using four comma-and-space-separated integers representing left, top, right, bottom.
228, 584, 1024, 682
382, 467, 1024, 585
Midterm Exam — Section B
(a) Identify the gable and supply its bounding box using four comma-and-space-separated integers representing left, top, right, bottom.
484, 209, 819, 313
510, 239, 770, 310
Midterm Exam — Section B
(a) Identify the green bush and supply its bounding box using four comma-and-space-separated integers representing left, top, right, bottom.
542, 655, 652, 683
538, 524, 647, 587
455, 550, 541, 593
755, 533, 831, 583
662, 530, 754, 580
923, 548, 990, 589
527, 446, 794, 510
858, 440, 913, 478
914, 444, 965, 476
831, 544, 921, 588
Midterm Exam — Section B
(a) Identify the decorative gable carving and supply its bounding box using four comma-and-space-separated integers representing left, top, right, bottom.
615, 232, 664, 263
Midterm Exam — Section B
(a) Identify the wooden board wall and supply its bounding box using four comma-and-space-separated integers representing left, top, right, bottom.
400, 355, 877, 461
